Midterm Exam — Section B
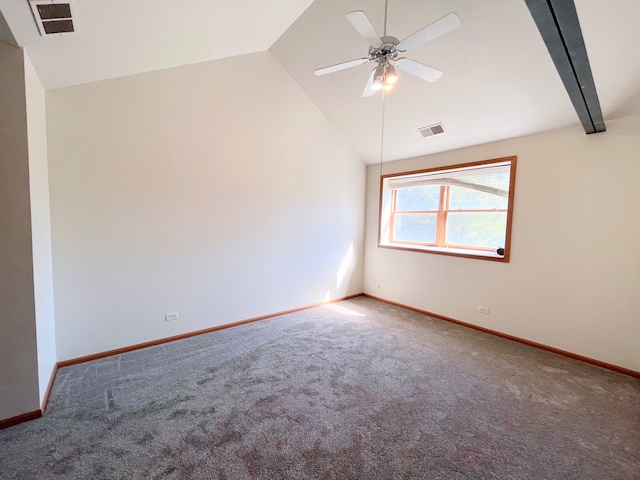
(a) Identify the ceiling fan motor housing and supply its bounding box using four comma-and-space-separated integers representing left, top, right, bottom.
369, 36, 400, 62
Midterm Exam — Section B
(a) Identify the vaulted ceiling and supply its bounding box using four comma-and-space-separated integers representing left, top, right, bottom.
0, 0, 315, 88
2, 0, 639, 164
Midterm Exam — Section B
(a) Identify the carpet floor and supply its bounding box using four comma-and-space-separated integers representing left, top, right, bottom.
1, 296, 639, 479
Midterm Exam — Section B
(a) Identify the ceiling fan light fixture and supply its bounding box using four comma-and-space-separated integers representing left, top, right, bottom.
385, 64, 398, 85
373, 62, 386, 83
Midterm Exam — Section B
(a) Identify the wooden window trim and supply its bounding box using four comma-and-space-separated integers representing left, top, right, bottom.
379, 156, 517, 262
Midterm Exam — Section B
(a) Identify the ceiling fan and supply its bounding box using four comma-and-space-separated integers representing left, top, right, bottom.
314, 7, 461, 96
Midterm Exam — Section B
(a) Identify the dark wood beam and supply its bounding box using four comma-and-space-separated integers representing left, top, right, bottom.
525, 0, 605, 134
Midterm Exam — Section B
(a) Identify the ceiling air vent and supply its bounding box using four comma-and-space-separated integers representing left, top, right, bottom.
29, 0, 75, 36
418, 123, 446, 138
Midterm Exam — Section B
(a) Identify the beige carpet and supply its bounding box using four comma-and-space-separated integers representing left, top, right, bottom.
1, 297, 639, 479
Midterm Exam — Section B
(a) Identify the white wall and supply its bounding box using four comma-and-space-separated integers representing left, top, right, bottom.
0, 43, 40, 419
25, 52, 57, 406
364, 111, 640, 372
47, 51, 365, 361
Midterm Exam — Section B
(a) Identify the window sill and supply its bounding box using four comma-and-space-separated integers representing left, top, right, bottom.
379, 242, 509, 262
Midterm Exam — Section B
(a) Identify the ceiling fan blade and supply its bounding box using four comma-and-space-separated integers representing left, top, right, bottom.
395, 58, 443, 83
397, 13, 461, 52
314, 58, 370, 76
346, 11, 382, 48
362, 68, 377, 97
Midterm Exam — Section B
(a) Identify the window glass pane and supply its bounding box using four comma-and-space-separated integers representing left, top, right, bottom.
394, 214, 436, 243
449, 185, 508, 210
396, 185, 440, 211
446, 212, 507, 248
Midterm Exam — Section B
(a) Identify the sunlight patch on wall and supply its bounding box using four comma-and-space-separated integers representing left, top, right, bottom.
323, 290, 331, 303
337, 243, 354, 290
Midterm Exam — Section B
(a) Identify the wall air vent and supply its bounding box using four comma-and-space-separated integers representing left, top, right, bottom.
29, 0, 75, 36
418, 123, 446, 138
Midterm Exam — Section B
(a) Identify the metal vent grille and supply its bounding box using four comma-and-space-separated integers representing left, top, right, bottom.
29, 0, 75, 36
418, 123, 446, 138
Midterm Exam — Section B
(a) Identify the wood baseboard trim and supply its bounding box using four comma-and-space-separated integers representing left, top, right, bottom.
0, 363, 58, 429
1, 295, 364, 429
41, 363, 58, 413
58, 294, 363, 368
0, 410, 42, 430
363, 294, 640, 379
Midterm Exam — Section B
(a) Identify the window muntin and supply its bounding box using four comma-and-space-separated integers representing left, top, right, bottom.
379, 157, 516, 261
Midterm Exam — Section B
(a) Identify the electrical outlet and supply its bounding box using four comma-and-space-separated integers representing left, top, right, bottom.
165, 312, 179, 321
478, 306, 490, 314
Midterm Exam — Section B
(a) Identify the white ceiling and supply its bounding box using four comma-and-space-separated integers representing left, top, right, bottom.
0, 0, 315, 89
1, 0, 639, 164
271, 0, 640, 163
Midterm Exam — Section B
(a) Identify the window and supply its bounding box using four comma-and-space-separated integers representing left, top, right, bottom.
379, 156, 516, 261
